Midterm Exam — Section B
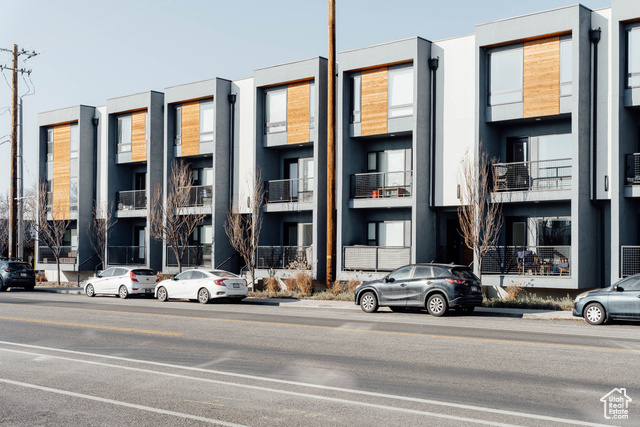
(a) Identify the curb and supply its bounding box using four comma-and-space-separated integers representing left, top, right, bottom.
32, 287, 578, 320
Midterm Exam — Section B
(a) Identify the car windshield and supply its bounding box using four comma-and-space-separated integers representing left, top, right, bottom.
8, 263, 32, 271
132, 269, 155, 276
209, 271, 239, 278
451, 267, 478, 280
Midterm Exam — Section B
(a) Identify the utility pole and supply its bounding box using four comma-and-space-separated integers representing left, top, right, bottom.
0, 44, 38, 260
326, 0, 336, 286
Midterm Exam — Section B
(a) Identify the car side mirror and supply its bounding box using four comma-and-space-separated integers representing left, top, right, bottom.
612, 285, 620, 292
386, 277, 395, 283
172, 276, 178, 281
96, 273, 102, 278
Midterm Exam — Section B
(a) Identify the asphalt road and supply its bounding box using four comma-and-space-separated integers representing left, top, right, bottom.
0, 290, 638, 426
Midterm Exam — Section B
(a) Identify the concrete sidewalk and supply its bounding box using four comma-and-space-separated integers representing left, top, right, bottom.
33, 286, 577, 321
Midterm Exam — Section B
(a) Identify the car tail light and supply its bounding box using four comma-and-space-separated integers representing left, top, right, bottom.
4, 269, 9, 273
214, 278, 228, 287
130, 272, 138, 282
446, 278, 465, 285
155, 276, 159, 283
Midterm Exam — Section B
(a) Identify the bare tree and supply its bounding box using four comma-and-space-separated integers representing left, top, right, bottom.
457, 142, 503, 279
22, 185, 38, 258
149, 160, 206, 273
0, 193, 9, 257
85, 201, 117, 270
225, 168, 265, 286
34, 181, 72, 286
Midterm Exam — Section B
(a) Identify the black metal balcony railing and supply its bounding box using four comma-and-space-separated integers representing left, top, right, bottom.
117, 190, 146, 211
256, 246, 312, 270
166, 245, 212, 267
621, 246, 640, 277
481, 246, 571, 276
179, 185, 213, 207
265, 178, 313, 204
626, 153, 640, 184
108, 246, 146, 266
492, 159, 571, 192
342, 246, 411, 272
38, 246, 77, 264
351, 171, 412, 199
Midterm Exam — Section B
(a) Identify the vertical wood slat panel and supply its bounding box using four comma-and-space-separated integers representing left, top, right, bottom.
523, 37, 560, 118
361, 67, 388, 136
181, 100, 200, 156
287, 81, 310, 144
52, 124, 71, 220
131, 110, 147, 162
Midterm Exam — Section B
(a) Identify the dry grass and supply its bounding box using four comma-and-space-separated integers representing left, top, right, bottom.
157, 273, 173, 281
505, 282, 524, 301
346, 278, 362, 293
35, 272, 47, 283
265, 275, 280, 293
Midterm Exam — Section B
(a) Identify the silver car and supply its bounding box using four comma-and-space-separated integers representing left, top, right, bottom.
85, 267, 158, 298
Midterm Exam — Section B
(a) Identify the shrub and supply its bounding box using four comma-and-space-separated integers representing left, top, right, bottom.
265, 275, 280, 293
295, 270, 313, 296
346, 278, 362, 293
505, 281, 524, 301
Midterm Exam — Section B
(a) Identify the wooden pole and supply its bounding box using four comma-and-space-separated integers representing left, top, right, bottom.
326, 0, 336, 286
9, 44, 18, 259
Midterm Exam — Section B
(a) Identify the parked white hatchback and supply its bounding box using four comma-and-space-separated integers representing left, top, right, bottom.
84, 267, 158, 298
155, 269, 248, 304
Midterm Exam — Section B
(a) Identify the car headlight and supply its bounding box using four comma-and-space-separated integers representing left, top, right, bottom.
575, 292, 589, 302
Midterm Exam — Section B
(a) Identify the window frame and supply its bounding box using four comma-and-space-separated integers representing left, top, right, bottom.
46, 128, 54, 162
488, 45, 524, 106
387, 65, 414, 118
627, 25, 640, 88
351, 74, 361, 123
265, 88, 287, 134
117, 114, 132, 153
199, 99, 214, 143
174, 105, 182, 146
559, 37, 573, 97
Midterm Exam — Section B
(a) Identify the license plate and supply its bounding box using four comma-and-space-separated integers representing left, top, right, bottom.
471, 286, 478, 292
233, 284, 240, 288
145, 289, 153, 293
20, 273, 27, 277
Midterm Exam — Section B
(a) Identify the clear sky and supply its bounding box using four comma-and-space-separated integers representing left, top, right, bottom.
0, 0, 612, 195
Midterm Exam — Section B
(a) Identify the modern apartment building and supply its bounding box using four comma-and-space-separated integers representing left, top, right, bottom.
35, 0, 640, 292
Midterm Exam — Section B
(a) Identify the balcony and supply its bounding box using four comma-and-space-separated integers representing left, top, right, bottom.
180, 185, 212, 207
256, 246, 312, 270
492, 159, 571, 193
351, 171, 412, 199
342, 246, 411, 272
621, 246, 640, 277
116, 190, 146, 211
166, 245, 212, 268
108, 246, 146, 266
481, 246, 571, 276
38, 246, 77, 264
265, 178, 313, 204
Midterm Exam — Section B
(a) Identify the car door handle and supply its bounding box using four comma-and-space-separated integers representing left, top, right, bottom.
427, 281, 433, 285
400, 284, 407, 287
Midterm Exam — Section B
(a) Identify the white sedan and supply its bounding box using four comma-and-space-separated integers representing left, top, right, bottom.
84, 267, 158, 298
155, 269, 247, 304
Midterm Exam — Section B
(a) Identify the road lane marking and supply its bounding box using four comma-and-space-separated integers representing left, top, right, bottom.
0, 316, 182, 336
0, 378, 246, 426
0, 303, 636, 353
0, 342, 610, 427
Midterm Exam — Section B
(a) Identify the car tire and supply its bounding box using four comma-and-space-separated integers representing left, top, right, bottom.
198, 288, 210, 304
85, 284, 95, 297
156, 286, 168, 302
360, 292, 378, 313
584, 303, 606, 325
118, 285, 129, 299
25, 285, 35, 291
389, 306, 406, 313
427, 294, 448, 317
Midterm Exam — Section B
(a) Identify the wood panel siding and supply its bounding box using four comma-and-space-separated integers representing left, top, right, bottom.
361, 67, 388, 136
523, 37, 560, 118
131, 110, 147, 162
52, 124, 71, 219
181, 100, 200, 156
287, 81, 310, 144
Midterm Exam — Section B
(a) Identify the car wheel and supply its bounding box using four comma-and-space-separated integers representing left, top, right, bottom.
156, 286, 168, 302
118, 285, 129, 299
360, 292, 378, 313
584, 303, 606, 325
85, 284, 95, 297
427, 294, 448, 317
389, 306, 406, 313
198, 288, 210, 304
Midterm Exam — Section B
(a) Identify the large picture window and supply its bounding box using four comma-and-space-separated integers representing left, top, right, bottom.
199, 100, 214, 143
174, 106, 182, 146
559, 38, 572, 96
70, 123, 79, 159
489, 47, 523, 105
628, 28, 640, 88
388, 66, 413, 118
117, 115, 132, 153
265, 89, 287, 133
351, 75, 361, 123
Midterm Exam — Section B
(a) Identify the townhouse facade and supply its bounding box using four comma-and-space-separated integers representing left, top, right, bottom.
35, 0, 640, 292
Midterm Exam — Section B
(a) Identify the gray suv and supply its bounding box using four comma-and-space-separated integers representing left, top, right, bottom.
354, 263, 482, 316
0, 260, 36, 291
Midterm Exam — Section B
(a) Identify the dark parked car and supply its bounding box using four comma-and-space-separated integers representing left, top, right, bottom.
354, 263, 483, 316
0, 261, 36, 291
573, 274, 640, 325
